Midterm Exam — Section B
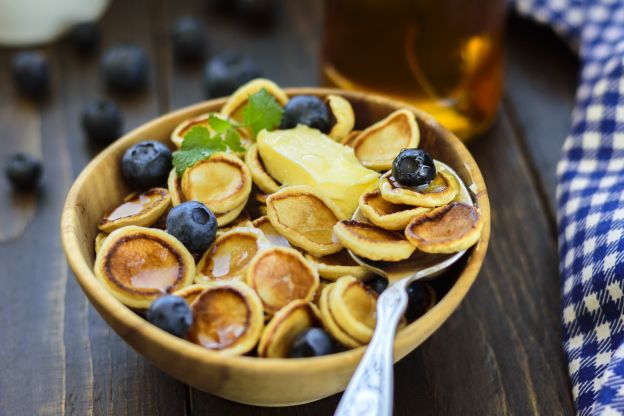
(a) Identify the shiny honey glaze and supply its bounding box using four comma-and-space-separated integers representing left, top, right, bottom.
105, 235, 182, 293
105, 189, 164, 222
198, 234, 261, 281
189, 289, 249, 349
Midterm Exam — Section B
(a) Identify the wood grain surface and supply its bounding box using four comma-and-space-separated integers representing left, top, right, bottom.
0, 0, 575, 414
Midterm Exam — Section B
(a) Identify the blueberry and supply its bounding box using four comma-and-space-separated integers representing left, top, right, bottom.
147, 295, 193, 337
405, 282, 432, 322
289, 328, 335, 358
280, 95, 331, 133
81, 98, 123, 144
166, 201, 217, 256
364, 275, 389, 295
171, 17, 207, 62
392, 148, 436, 187
203, 52, 262, 98
101, 44, 149, 91
121, 141, 171, 188
11, 51, 49, 97
70, 22, 100, 53
5, 153, 42, 190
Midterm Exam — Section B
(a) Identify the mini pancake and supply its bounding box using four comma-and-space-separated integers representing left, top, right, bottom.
255, 192, 269, 205
94, 226, 195, 309
196, 227, 270, 283
352, 109, 419, 170
98, 188, 170, 233
314, 279, 330, 306
221, 78, 289, 123
95, 232, 108, 255
305, 250, 370, 281
329, 276, 377, 344
251, 216, 291, 247
216, 209, 252, 235
171, 113, 250, 151
172, 284, 207, 305
325, 94, 355, 141
215, 198, 248, 227
245, 143, 281, 194
405, 202, 483, 254
266, 185, 345, 257
359, 190, 430, 230
181, 152, 252, 214
340, 130, 361, 147
333, 220, 415, 262
187, 280, 264, 356
246, 246, 319, 315
379, 168, 459, 208
319, 283, 363, 349
258, 300, 321, 358
167, 169, 185, 206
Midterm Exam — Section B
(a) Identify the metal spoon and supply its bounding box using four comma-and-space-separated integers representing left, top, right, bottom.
334, 162, 475, 416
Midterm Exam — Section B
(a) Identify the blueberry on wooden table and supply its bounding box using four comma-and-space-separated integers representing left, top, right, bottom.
171, 16, 207, 62
280, 95, 331, 134
147, 295, 193, 338
166, 201, 217, 257
364, 275, 389, 295
405, 281, 432, 322
289, 328, 336, 358
392, 148, 436, 187
203, 52, 262, 98
81, 98, 123, 144
11, 51, 49, 98
101, 44, 149, 91
121, 141, 171, 188
69, 22, 100, 53
5, 153, 42, 190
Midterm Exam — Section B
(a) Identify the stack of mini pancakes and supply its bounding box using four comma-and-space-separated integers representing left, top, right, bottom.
91, 79, 474, 358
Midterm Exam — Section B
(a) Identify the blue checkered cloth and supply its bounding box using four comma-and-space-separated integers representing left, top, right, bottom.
515, 0, 624, 414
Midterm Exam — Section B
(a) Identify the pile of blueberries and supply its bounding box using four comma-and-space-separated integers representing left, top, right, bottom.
4, 0, 276, 192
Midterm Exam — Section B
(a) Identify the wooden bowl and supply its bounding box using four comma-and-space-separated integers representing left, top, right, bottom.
60, 88, 490, 406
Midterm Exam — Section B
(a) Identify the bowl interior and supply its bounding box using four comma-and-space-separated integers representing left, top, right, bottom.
61, 88, 490, 406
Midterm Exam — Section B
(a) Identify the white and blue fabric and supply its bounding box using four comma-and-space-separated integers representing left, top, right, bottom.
515, 0, 624, 414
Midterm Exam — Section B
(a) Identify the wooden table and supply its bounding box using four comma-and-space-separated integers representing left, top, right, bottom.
0, 1, 578, 414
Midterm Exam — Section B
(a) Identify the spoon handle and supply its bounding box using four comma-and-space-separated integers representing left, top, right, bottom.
334, 279, 409, 416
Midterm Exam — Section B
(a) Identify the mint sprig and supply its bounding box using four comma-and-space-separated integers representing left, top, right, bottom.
172, 88, 283, 175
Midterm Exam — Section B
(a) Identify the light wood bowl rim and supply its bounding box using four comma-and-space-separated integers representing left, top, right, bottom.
60, 88, 490, 375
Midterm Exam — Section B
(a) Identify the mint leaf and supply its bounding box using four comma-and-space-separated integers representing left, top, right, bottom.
173, 120, 244, 175
242, 88, 283, 137
224, 129, 245, 153
207, 114, 233, 133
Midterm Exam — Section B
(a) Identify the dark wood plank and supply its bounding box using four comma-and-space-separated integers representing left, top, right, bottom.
0, 0, 188, 415
504, 14, 578, 212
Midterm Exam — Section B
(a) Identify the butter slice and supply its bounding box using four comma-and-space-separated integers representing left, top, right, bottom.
257, 125, 378, 216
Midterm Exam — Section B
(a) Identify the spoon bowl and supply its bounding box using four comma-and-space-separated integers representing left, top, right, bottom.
337, 161, 478, 416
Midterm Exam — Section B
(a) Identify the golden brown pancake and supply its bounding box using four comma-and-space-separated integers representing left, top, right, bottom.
352, 109, 419, 170
94, 226, 195, 309
329, 276, 377, 344
245, 143, 281, 194
359, 190, 429, 230
181, 152, 252, 214
333, 220, 415, 261
266, 185, 345, 257
325, 94, 355, 141
405, 202, 483, 253
246, 246, 319, 315
379, 169, 459, 208
258, 300, 321, 358
98, 188, 170, 233
305, 250, 370, 281
318, 283, 363, 349
196, 227, 270, 283
187, 281, 264, 355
